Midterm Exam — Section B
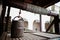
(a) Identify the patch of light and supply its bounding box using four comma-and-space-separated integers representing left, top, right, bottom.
55, 2, 60, 7
20, 10, 35, 30
42, 15, 50, 32
46, 6, 52, 11
10, 7, 20, 20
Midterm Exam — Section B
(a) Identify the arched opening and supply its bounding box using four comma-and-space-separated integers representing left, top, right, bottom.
23, 18, 28, 28
33, 20, 40, 32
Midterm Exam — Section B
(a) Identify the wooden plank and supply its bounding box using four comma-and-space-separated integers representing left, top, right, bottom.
32, 32, 60, 39
10, 33, 47, 40
1, 29, 60, 40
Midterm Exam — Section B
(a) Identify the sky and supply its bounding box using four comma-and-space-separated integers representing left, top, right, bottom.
55, 2, 60, 7
6, 2, 60, 32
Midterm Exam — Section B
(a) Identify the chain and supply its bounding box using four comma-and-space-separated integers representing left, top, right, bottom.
18, 9, 21, 18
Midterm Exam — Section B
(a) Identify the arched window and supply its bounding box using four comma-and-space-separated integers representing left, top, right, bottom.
33, 20, 40, 32
23, 18, 28, 28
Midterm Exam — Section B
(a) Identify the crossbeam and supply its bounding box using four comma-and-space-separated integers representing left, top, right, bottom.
26, 4, 58, 16
8, 2, 58, 16
46, 19, 55, 32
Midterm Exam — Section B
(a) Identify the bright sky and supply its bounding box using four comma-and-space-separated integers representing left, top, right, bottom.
55, 2, 60, 7
8, 2, 60, 32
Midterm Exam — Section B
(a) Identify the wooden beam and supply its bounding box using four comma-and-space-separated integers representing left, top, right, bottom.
54, 15, 60, 34
8, 0, 60, 8
46, 15, 60, 34
8, 2, 58, 16
5, 6, 11, 32
40, 14, 42, 32
46, 19, 55, 32
0, 0, 6, 36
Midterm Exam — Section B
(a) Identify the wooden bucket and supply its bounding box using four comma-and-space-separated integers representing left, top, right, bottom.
11, 16, 24, 38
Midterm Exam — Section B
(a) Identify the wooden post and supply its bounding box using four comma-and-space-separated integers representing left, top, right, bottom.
46, 15, 59, 34
0, 0, 6, 36
5, 6, 11, 32
46, 19, 55, 32
59, 8, 60, 34
40, 14, 41, 32
54, 15, 59, 34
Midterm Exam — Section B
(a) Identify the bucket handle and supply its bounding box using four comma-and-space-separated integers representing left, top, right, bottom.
12, 16, 22, 21
12, 10, 23, 21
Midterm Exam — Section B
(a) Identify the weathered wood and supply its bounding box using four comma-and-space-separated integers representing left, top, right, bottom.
46, 19, 55, 32
1, 32, 60, 40
5, 6, 11, 32
0, 32, 7, 40
54, 15, 60, 34
40, 14, 41, 32
7, 2, 58, 16
0, 1, 6, 36
32, 32, 60, 39
8, 0, 60, 8
26, 4, 58, 16
1, 29, 60, 40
